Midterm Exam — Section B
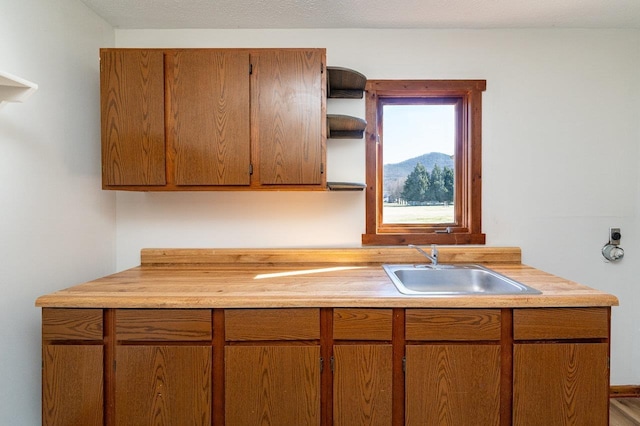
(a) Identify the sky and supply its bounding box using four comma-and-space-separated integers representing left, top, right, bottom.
382, 104, 455, 164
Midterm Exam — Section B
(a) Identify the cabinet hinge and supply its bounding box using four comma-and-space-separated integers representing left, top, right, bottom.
320, 163, 324, 174
402, 356, 406, 373
330, 356, 334, 372
249, 164, 253, 175
321, 62, 324, 74
249, 63, 253, 75
320, 357, 323, 373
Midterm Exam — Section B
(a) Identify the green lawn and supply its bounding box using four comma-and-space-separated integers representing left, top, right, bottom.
383, 204, 454, 224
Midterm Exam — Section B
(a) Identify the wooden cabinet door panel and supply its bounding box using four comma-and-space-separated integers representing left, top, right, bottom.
405, 344, 501, 426
101, 49, 166, 186
406, 309, 501, 341
513, 343, 609, 426
513, 307, 609, 340
333, 308, 393, 341
43, 345, 103, 426
225, 345, 321, 425
225, 308, 320, 341
115, 345, 212, 425
42, 308, 103, 341
116, 309, 212, 341
333, 345, 393, 426
167, 50, 251, 186
252, 50, 325, 185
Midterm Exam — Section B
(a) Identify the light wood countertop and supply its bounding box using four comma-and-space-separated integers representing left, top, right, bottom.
35, 247, 619, 309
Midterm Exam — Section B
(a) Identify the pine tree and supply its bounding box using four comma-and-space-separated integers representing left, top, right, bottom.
401, 163, 430, 203
443, 166, 454, 203
429, 164, 447, 202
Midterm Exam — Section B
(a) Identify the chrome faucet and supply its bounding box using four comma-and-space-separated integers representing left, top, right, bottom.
409, 244, 438, 266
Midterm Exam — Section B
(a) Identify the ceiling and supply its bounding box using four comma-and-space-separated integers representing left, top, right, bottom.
80, 0, 640, 30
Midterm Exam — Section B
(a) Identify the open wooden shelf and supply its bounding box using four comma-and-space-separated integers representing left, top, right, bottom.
327, 114, 367, 139
327, 67, 366, 99
0, 70, 38, 105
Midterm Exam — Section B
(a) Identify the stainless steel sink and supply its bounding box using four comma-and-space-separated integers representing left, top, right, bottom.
382, 264, 541, 295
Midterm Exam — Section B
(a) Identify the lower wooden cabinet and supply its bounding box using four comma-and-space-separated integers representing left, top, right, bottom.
405, 344, 501, 426
115, 345, 212, 425
512, 308, 611, 426
404, 309, 502, 426
225, 345, 321, 425
42, 345, 103, 426
513, 343, 609, 426
332, 344, 393, 426
41, 307, 611, 425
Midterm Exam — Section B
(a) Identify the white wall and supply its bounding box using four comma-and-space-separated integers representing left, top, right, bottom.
116, 28, 640, 385
0, 0, 115, 423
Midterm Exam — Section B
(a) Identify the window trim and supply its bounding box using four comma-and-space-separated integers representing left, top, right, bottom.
362, 80, 486, 245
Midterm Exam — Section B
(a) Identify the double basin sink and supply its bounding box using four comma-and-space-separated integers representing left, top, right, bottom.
383, 263, 541, 296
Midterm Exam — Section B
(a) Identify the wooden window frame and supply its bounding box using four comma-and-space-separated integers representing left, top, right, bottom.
362, 80, 486, 245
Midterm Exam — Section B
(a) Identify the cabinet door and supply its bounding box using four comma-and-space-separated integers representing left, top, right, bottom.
42, 345, 103, 426
333, 345, 393, 426
115, 345, 212, 425
167, 50, 251, 186
225, 345, 321, 425
405, 344, 501, 426
251, 50, 325, 186
513, 343, 609, 426
100, 49, 166, 186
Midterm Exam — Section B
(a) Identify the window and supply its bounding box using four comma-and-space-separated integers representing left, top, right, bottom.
362, 80, 486, 245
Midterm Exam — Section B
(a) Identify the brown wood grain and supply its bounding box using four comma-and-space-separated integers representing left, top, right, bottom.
406, 309, 501, 341
252, 49, 326, 186
225, 345, 321, 425
405, 344, 501, 425
166, 49, 251, 186
513, 343, 609, 425
140, 246, 522, 266
333, 308, 393, 341
513, 307, 609, 340
115, 345, 212, 425
100, 49, 165, 187
42, 308, 103, 341
115, 309, 212, 341
333, 345, 393, 425
43, 345, 103, 425
225, 308, 320, 341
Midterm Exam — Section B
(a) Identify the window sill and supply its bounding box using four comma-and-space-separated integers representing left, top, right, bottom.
361, 233, 486, 245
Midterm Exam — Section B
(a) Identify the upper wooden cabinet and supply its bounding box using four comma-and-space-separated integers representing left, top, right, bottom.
252, 50, 325, 186
100, 48, 326, 191
100, 49, 166, 187
166, 50, 251, 186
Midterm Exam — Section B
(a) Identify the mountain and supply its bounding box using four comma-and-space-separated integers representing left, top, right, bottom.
384, 152, 454, 186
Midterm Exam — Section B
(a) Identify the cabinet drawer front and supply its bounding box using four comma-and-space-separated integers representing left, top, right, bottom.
116, 309, 212, 341
42, 308, 103, 341
406, 309, 501, 341
513, 307, 609, 340
225, 309, 320, 341
333, 308, 393, 341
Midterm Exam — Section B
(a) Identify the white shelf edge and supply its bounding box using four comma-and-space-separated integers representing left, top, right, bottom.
0, 70, 38, 104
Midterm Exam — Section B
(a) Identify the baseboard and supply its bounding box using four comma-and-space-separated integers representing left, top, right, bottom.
610, 385, 640, 398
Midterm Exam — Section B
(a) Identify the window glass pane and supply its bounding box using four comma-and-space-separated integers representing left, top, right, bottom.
382, 104, 456, 224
